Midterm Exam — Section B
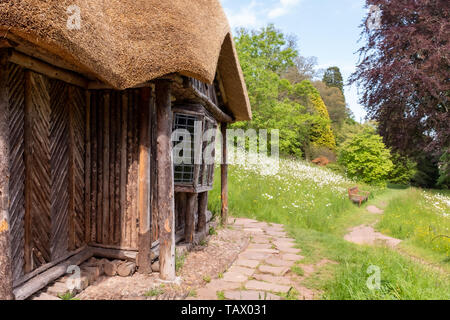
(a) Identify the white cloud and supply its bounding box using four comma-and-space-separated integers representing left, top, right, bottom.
268, 0, 302, 19
224, 0, 260, 29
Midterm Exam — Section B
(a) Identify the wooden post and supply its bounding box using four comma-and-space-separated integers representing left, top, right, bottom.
155, 80, 175, 281
220, 123, 228, 226
0, 49, 14, 300
185, 193, 196, 243
137, 87, 152, 273
197, 191, 208, 239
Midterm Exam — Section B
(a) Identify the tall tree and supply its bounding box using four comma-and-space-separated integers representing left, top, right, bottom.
350, 0, 450, 156
322, 67, 344, 94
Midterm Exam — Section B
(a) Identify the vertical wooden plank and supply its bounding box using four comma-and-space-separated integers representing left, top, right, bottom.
185, 193, 196, 243
113, 92, 121, 245
197, 191, 208, 239
90, 92, 98, 243
137, 87, 151, 273
84, 91, 91, 244
7, 63, 26, 283
108, 92, 115, 245
221, 123, 228, 226
156, 79, 175, 280
23, 70, 32, 274
96, 92, 103, 243
150, 87, 158, 244
102, 92, 110, 244
50, 80, 69, 259
120, 92, 128, 246
68, 85, 76, 252
131, 90, 139, 248
24, 71, 51, 271
0, 49, 14, 300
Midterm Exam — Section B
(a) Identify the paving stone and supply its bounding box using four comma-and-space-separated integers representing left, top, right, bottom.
265, 231, 287, 237
248, 243, 273, 250
265, 257, 295, 268
228, 266, 255, 277
224, 290, 281, 300
258, 265, 289, 276
246, 248, 279, 254
253, 273, 292, 285
222, 272, 248, 283
243, 228, 264, 234
239, 252, 271, 260
235, 259, 260, 268
205, 279, 242, 291
278, 247, 301, 254
282, 254, 304, 262
245, 280, 291, 293
273, 240, 295, 248
250, 236, 271, 244
196, 287, 220, 300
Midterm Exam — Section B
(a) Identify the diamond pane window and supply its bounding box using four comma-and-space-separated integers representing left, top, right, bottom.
172, 105, 217, 193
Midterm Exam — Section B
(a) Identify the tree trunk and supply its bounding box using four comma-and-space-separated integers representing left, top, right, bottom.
155, 80, 176, 281
220, 123, 228, 226
137, 87, 152, 273
0, 49, 14, 300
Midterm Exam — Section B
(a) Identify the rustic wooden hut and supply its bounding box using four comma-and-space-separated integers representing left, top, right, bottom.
0, 0, 251, 300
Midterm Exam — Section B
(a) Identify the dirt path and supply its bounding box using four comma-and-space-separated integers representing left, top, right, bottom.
189, 218, 334, 300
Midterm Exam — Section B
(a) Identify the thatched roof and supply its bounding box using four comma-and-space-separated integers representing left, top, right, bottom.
0, 0, 251, 121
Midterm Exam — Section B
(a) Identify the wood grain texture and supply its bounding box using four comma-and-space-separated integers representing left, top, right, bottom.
7, 63, 26, 282
49, 79, 69, 260
68, 85, 86, 251
24, 71, 52, 272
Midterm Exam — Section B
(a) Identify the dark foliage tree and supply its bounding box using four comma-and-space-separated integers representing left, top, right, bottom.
350, 0, 450, 157
322, 67, 344, 94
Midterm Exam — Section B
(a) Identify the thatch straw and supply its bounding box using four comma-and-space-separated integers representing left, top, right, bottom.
0, 0, 251, 120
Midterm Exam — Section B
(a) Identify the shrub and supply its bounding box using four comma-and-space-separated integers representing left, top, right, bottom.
388, 153, 417, 185
338, 129, 393, 185
437, 151, 450, 189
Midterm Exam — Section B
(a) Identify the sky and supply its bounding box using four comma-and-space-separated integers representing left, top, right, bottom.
220, 0, 369, 122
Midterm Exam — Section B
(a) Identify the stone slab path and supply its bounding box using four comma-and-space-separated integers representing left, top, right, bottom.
344, 206, 402, 248
191, 218, 315, 300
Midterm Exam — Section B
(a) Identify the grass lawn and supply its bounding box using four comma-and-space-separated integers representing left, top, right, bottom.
209, 152, 450, 300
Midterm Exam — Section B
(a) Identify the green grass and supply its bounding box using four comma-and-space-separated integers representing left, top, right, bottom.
145, 286, 165, 297
175, 250, 186, 274
376, 188, 450, 259
208, 156, 450, 300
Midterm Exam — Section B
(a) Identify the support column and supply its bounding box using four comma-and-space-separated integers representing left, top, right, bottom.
184, 193, 196, 243
0, 49, 14, 300
220, 123, 228, 226
137, 87, 152, 274
197, 191, 208, 240
155, 80, 175, 280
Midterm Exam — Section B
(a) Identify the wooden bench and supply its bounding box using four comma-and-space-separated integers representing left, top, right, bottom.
348, 187, 370, 207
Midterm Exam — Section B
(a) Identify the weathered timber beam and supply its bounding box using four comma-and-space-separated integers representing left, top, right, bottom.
13, 247, 92, 300
221, 123, 229, 226
185, 193, 197, 243
13, 246, 86, 288
188, 80, 234, 123
155, 79, 176, 281
0, 49, 14, 300
137, 87, 152, 273
197, 192, 209, 241
9, 51, 88, 88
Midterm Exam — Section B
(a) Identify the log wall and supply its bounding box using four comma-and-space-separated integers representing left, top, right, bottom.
7, 64, 86, 280
5, 59, 218, 288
